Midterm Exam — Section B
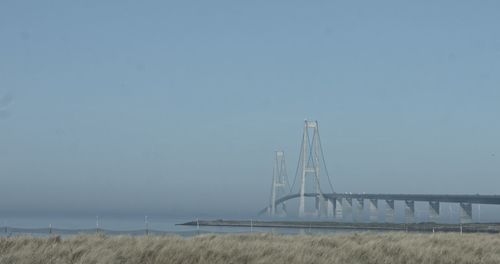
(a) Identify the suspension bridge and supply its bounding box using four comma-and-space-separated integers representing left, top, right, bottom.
260, 120, 500, 223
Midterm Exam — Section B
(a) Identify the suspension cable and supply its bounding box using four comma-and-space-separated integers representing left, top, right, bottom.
288, 130, 304, 194
317, 129, 335, 193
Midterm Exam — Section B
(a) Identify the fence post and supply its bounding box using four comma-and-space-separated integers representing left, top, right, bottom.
96, 216, 100, 234
145, 216, 149, 236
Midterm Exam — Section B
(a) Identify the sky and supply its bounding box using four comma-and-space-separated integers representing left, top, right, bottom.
0, 1, 499, 218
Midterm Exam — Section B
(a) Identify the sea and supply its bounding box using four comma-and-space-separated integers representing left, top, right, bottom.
0, 215, 358, 237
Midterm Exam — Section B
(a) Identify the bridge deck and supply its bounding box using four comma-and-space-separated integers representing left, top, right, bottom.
260, 192, 500, 215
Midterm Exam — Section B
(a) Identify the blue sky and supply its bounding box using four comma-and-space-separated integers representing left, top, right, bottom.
0, 1, 499, 217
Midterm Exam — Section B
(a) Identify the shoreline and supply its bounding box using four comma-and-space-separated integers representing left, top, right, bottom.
178, 219, 500, 233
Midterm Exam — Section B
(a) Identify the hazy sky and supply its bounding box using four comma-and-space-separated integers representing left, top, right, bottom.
1, 1, 499, 217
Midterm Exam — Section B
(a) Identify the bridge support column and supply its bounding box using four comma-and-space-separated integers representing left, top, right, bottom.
335, 198, 343, 220
404, 200, 415, 223
325, 198, 334, 218
318, 196, 324, 217
429, 201, 440, 222
459, 202, 472, 224
355, 198, 364, 222
369, 199, 378, 222
315, 195, 321, 217
318, 196, 329, 217
344, 198, 353, 222
385, 200, 395, 223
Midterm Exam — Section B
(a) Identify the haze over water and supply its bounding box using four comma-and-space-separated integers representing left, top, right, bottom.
1, 1, 500, 225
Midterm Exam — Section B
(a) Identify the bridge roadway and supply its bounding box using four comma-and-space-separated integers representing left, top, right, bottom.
259, 192, 500, 215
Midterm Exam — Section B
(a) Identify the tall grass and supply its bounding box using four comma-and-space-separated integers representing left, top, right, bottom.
1, 232, 499, 264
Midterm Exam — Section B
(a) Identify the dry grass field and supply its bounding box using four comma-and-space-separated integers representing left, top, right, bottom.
1, 232, 499, 264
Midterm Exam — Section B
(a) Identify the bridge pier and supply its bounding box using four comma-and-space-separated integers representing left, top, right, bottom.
459, 202, 472, 224
369, 199, 378, 222
325, 198, 334, 218
429, 201, 440, 222
344, 198, 353, 222
315, 195, 321, 217
355, 198, 364, 222
385, 200, 395, 223
404, 200, 415, 223
318, 196, 329, 218
335, 198, 343, 220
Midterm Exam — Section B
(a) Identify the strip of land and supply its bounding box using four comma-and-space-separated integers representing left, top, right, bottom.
179, 219, 500, 233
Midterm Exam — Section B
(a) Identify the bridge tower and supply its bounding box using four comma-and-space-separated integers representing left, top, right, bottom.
297, 120, 334, 217
269, 151, 289, 216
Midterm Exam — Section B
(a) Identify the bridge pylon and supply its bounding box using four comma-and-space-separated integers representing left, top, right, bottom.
297, 120, 334, 217
269, 151, 289, 217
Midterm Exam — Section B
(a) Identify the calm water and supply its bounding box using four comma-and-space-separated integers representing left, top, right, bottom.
0, 215, 362, 236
